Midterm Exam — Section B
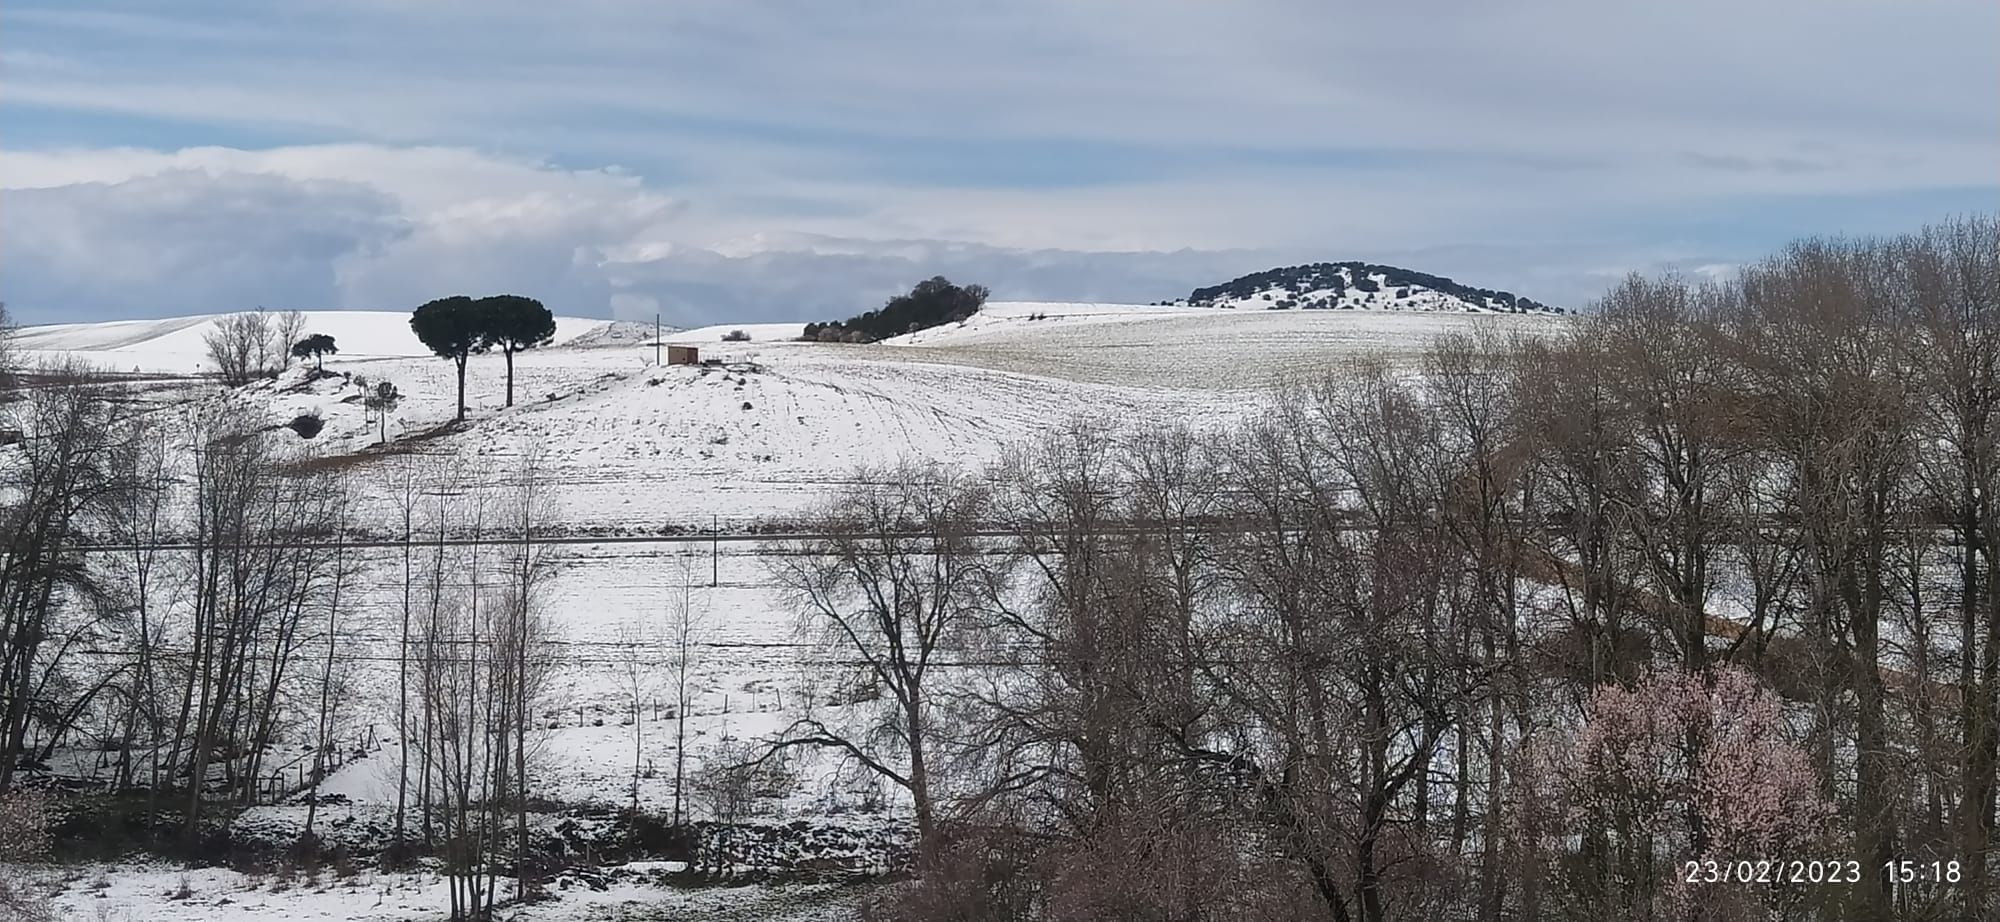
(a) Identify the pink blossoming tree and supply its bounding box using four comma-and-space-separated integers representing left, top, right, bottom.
1531, 666, 1833, 921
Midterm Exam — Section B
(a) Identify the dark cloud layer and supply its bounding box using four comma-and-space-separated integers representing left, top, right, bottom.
2, 170, 406, 320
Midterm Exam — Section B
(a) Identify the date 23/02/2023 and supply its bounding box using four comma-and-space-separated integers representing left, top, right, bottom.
1682, 859, 1964, 886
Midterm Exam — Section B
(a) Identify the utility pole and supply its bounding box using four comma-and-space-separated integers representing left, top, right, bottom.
711, 513, 719, 588
655, 314, 662, 367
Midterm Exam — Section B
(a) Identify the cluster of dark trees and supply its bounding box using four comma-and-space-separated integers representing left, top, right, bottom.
767, 216, 2000, 922
1188, 262, 1560, 314
410, 294, 557, 419
802, 276, 988, 343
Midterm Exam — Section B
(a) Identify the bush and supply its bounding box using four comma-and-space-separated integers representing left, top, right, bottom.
722, 329, 751, 342
0, 790, 49, 863
287, 412, 325, 439
0, 791, 52, 922
862, 829, 1038, 922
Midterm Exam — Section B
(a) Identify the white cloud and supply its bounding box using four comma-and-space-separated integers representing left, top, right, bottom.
1, 2, 1992, 322
607, 293, 660, 322
9, 1, 1992, 182
0, 140, 1984, 324
0, 146, 1298, 322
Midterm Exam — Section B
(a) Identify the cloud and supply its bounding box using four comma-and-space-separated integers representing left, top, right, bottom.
8, 1, 1992, 179
1, 169, 406, 319
0, 3, 1992, 323
1, 142, 1987, 325
0, 146, 1292, 323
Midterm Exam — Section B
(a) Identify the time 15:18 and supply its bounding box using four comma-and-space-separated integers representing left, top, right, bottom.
1884, 860, 1961, 885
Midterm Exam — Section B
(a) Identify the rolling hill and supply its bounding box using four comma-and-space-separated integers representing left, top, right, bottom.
1184, 261, 1561, 313
6, 301, 1574, 884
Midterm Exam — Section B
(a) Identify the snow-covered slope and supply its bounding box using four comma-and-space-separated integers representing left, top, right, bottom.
16, 303, 1571, 533
11, 310, 615, 373
881, 300, 1570, 387
13, 302, 1578, 888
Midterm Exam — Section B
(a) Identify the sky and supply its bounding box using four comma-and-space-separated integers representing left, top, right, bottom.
1, 1, 1995, 326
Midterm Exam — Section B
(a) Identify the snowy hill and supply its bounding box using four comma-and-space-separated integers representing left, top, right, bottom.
10, 310, 618, 373
1184, 262, 1561, 313
882, 300, 1570, 387
17, 303, 1571, 529
13, 303, 1572, 670
9, 300, 1576, 913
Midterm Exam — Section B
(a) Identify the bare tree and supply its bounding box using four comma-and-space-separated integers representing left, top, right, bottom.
303, 474, 359, 840
666, 553, 709, 827
496, 447, 559, 894
202, 309, 279, 386
764, 460, 989, 865
101, 420, 178, 799
378, 452, 436, 852
408, 479, 554, 920
616, 619, 651, 810
1212, 363, 1469, 922
151, 402, 354, 839
275, 310, 308, 369
1733, 237, 1914, 917
0, 362, 134, 794
1895, 215, 2000, 907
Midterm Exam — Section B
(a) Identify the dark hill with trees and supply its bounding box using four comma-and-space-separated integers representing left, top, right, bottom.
1187, 262, 1561, 313
804, 276, 989, 343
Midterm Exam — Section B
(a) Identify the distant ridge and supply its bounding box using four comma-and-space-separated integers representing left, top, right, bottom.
1184, 262, 1561, 314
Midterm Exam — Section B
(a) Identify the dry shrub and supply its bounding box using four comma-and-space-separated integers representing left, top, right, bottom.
862, 823, 1039, 922
0, 791, 53, 922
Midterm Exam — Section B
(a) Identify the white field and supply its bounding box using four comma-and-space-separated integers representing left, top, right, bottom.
10, 302, 1571, 919
24, 862, 872, 921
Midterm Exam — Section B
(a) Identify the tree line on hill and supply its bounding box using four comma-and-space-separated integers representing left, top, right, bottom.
802, 276, 988, 343
760, 215, 2000, 922
197, 296, 557, 425
207, 278, 990, 423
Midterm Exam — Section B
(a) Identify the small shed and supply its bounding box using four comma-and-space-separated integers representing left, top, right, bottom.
667, 345, 700, 366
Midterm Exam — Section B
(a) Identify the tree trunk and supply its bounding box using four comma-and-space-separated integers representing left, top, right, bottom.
907, 692, 936, 867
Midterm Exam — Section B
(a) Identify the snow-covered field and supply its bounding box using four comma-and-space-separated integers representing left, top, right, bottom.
9, 301, 1571, 919
884, 300, 1568, 388
14, 862, 878, 921
16, 303, 1560, 530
